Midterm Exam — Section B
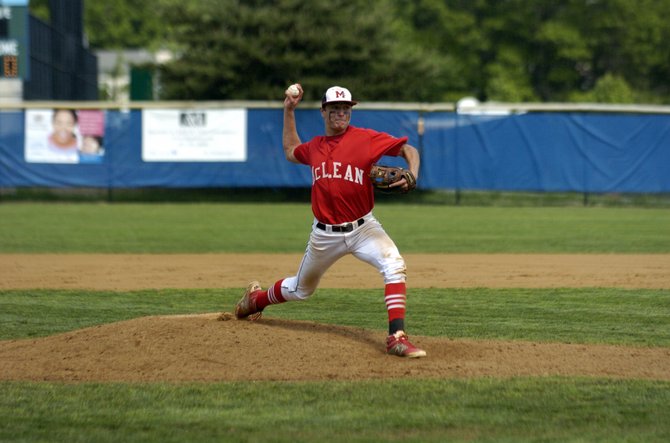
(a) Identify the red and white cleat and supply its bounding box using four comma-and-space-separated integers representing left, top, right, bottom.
234, 281, 263, 321
386, 330, 427, 358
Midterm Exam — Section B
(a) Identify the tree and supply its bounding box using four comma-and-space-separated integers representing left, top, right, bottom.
157, 0, 446, 101
37, 0, 670, 103
28, 0, 49, 22
391, 0, 489, 101
582, 0, 670, 102
569, 73, 635, 104
441, 0, 670, 103
29, 0, 165, 49
485, 47, 538, 102
84, 0, 165, 49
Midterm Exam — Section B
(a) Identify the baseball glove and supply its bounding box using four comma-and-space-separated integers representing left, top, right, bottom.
369, 165, 417, 194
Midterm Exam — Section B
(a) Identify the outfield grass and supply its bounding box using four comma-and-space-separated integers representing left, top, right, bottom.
2, 378, 669, 443
0, 202, 668, 253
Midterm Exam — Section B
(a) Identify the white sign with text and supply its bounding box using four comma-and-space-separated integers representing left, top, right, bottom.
142, 109, 247, 162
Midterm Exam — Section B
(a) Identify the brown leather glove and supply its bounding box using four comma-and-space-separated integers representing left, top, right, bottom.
369, 165, 417, 194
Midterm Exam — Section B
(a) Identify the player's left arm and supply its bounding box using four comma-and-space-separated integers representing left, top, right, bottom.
388, 143, 420, 192
398, 144, 420, 179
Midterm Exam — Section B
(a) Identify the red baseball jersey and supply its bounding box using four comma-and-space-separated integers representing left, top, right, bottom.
294, 125, 408, 224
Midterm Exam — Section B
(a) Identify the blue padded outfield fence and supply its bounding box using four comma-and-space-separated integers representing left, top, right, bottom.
1, 101, 669, 192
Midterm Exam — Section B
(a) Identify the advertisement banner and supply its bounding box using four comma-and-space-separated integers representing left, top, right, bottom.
141, 109, 247, 162
24, 109, 105, 164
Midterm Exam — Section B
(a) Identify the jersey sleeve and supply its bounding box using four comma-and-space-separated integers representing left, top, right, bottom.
367, 129, 408, 160
293, 140, 312, 165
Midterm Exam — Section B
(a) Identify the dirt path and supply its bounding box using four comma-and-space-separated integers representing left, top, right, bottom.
1, 253, 669, 290
1, 253, 669, 382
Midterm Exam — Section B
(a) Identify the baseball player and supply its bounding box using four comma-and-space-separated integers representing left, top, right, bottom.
235, 84, 426, 358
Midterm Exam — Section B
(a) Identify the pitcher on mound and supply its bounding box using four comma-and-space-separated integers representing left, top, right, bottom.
235, 84, 426, 358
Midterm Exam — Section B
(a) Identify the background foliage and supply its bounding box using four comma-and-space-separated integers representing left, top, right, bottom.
29, 0, 670, 103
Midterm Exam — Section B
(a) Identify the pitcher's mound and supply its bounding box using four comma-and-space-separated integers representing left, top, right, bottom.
1, 314, 668, 382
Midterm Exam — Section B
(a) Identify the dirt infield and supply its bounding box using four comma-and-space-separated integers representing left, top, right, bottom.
1, 253, 669, 290
1, 253, 669, 382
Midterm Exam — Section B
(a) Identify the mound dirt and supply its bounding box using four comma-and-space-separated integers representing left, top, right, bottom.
1, 313, 668, 382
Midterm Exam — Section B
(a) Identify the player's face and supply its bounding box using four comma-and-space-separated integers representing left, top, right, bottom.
322, 103, 352, 134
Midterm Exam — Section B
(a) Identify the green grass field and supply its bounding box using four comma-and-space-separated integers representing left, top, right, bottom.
1, 202, 669, 442
3, 379, 668, 443
0, 202, 669, 253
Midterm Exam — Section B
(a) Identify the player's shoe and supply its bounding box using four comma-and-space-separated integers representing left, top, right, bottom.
386, 330, 427, 358
235, 281, 263, 321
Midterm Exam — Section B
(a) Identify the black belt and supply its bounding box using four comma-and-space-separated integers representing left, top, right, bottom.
316, 218, 365, 233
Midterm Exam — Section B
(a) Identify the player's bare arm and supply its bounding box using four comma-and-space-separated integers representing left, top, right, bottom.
391, 144, 420, 191
283, 84, 303, 164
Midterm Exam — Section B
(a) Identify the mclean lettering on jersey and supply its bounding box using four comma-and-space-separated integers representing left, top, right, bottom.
312, 161, 365, 185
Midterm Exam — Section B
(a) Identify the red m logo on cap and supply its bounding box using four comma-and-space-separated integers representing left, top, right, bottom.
335, 90, 345, 98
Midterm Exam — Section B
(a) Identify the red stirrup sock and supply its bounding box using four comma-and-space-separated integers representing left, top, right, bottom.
255, 279, 287, 310
385, 282, 407, 334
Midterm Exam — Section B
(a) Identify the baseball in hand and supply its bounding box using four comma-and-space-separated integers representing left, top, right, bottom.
287, 84, 300, 97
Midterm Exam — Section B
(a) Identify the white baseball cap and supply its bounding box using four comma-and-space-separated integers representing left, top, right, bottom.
321, 86, 358, 107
